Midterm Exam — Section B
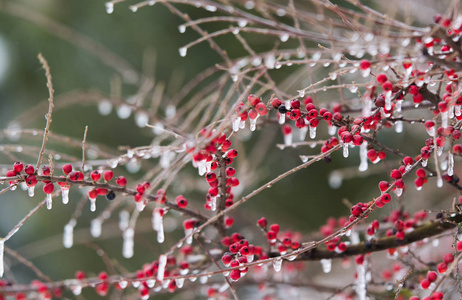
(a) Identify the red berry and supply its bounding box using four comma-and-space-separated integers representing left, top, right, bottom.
381, 193, 391, 203
247, 94, 260, 106
420, 278, 430, 289
437, 262, 447, 273
62, 164, 73, 175
116, 176, 127, 186
225, 216, 234, 228
206, 172, 217, 182
176, 195, 188, 208
457, 241, 462, 251
42, 166, 51, 176
378, 181, 389, 192
376, 73, 387, 84
255, 102, 268, 115
360, 59, 371, 70
229, 269, 241, 281
88, 189, 98, 199
25, 175, 37, 187
227, 149, 238, 158
103, 170, 113, 181
43, 182, 54, 194
427, 270, 437, 282
90, 170, 101, 182
257, 217, 267, 227
271, 98, 282, 108
24, 164, 35, 175
270, 224, 280, 233
13, 162, 23, 174
390, 169, 402, 179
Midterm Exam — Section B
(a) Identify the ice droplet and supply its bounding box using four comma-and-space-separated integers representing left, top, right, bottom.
328, 171, 343, 189
129, 5, 138, 12
238, 19, 248, 27
437, 146, 443, 157
46, 193, 52, 210
437, 176, 443, 188
176, 278, 185, 288
135, 112, 149, 128
98, 100, 112, 115
210, 196, 217, 211
117, 104, 132, 119
158, 254, 167, 281
279, 34, 289, 42
178, 25, 186, 33
179, 47, 187, 57
72, 285, 82, 295
232, 116, 241, 132
149, 0, 156, 5
448, 152, 454, 176
394, 188, 403, 197
28, 186, 35, 197
200, 276, 208, 284
166, 105, 176, 119
105, 2, 114, 14
63, 221, 75, 249
320, 259, 332, 273
118, 281, 128, 289
91, 219, 102, 238
205, 5, 217, 12
122, 228, 134, 258
328, 125, 337, 136
422, 159, 428, 167
273, 258, 283, 272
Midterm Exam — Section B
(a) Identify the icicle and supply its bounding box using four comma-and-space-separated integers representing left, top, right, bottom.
239, 119, 246, 129
384, 91, 392, 110
343, 143, 349, 158
210, 196, 217, 211
328, 125, 337, 136
299, 126, 308, 140
300, 155, 309, 163
283, 133, 293, 146
309, 126, 317, 139
278, 113, 286, 124
247, 254, 254, 263
232, 116, 241, 132
442, 111, 449, 128
394, 188, 403, 197
91, 219, 102, 238
28, 186, 35, 197
437, 146, 443, 157
359, 143, 368, 172
355, 261, 367, 300
158, 255, 167, 281
46, 193, 53, 210
63, 220, 75, 248
448, 152, 454, 176
119, 281, 128, 289
152, 209, 164, 243
320, 259, 332, 273
136, 200, 146, 212
122, 228, 134, 258
396, 100, 402, 112
456, 105, 461, 116
89, 197, 96, 212
395, 121, 403, 133
273, 258, 283, 272
61, 187, 69, 204
449, 105, 455, 119
249, 116, 258, 131
185, 228, 193, 244
197, 160, 207, 176
0, 240, 4, 277
176, 278, 185, 288
119, 210, 130, 231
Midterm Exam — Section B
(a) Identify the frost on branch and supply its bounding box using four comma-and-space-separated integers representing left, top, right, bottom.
2, 0, 462, 299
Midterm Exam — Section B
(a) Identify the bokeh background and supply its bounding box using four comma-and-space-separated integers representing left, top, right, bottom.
0, 0, 457, 299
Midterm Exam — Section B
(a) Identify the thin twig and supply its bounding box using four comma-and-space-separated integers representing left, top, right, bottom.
36, 53, 55, 171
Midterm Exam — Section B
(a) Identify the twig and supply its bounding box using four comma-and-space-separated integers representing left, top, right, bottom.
81, 126, 88, 172
36, 53, 55, 171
